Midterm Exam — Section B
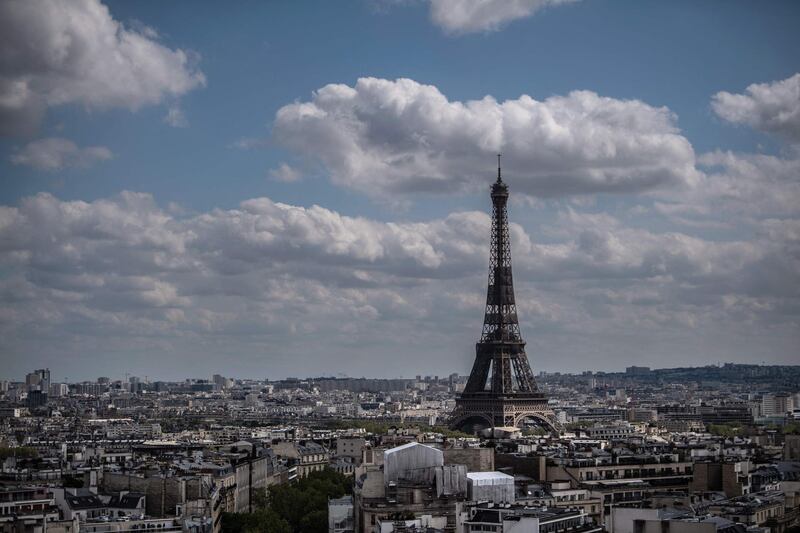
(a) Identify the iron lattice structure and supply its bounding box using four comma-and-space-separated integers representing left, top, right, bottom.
450, 161, 560, 433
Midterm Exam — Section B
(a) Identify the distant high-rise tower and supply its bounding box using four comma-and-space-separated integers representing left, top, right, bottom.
26, 368, 50, 393
450, 159, 559, 433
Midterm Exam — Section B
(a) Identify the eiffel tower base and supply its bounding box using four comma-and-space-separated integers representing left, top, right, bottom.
450, 396, 562, 435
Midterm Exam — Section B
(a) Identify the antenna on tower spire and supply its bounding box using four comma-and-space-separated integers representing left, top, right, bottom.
497, 153, 502, 182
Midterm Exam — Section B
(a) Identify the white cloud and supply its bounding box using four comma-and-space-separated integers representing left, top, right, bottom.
695, 150, 800, 218
0, 0, 205, 136
429, 0, 580, 34
188, 197, 488, 278
648, 76, 800, 227
10, 137, 112, 171
268, 163, 302, 183
524, 213, 762, 286
712, 73, 800, 144
163, 106, 188, 128
272, 77, 700, 200
649, 150, 800, 226
1, 189, 797, 378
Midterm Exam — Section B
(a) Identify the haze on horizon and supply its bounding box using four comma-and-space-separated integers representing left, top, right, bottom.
1, 0, 799, 382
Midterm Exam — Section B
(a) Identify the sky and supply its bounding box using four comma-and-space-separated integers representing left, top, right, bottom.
1, 0, 799, 382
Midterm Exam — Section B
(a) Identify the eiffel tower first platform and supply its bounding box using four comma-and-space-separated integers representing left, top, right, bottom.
450, 158, 561, 434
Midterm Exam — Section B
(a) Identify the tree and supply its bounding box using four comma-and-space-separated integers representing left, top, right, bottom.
222, 508, 290, 533
268, 469, 352, 533
0, 447, 38, 460
784, 422, 800, 435
707, 423, 741, 438
224, 469, 352, 533
63, 476, 85, 488
252, 488, 269, 510
298, 509, 328, 532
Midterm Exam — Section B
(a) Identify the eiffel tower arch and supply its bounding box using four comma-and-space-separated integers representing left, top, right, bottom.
450, 158, 562, 435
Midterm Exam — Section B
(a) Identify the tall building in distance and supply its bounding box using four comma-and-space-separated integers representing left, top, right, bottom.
26, 368, 50, 392
450, 159, 559, 433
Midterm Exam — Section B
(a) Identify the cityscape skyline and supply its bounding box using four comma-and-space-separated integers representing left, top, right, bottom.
1, 3, 799, 532
4, 361, 800, 386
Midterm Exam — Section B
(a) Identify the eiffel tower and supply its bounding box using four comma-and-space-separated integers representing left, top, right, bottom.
450, 157, 560, 434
